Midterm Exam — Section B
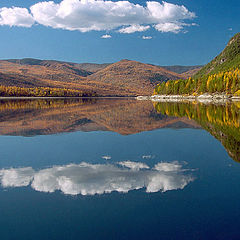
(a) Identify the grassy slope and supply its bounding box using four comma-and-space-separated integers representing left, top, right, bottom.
194, 33, 240, 78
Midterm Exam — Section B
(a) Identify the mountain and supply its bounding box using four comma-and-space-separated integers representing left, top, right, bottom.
194, 32, 240, 78
88, 59, 183, 95
76, 63, 111, 73
154, 33, 240, 96
0, 58, 185, 96
0, 60, 136, 96
6, 58, 201, 74
6, 58, 110, 74
6, 58, 93, 76
161, 65, 202, 74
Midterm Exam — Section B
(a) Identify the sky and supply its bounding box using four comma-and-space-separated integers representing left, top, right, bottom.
0, 0, 239, 66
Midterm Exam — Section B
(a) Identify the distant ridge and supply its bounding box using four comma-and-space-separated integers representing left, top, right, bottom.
161, 65, 203, 74
5, 58, 201, 74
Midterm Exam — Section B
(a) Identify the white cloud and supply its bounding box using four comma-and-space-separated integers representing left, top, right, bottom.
142, 155, 154, 158
154, 162, 183, 172
102, 155, 111, 160
101, 34, 111, 39
0, 0, 196, 34
0, 7, 34, 27
155, 22, 183, 33
119, 24, 150, 34
142, 36, 152, 39
118, 161, 150, 171
0, 161, 194, 195
0, 167, 34, 187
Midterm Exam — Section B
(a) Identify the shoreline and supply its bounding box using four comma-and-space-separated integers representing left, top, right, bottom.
0, 96, 136, 100
136, 94, 240, 103
0, 94, 239, 103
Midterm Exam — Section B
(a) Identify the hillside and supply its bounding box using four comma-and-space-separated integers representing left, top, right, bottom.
6, 58, 109, 74
154, 33, 240, 96
180, 66, 203, 78
76, 63, 111, 73
0, 60, 138, 96
6, 58, 200, 75
0, 58, 186, 96
88, 59, 183, 95
161, 65, 202, 74
194, 33, 240, 78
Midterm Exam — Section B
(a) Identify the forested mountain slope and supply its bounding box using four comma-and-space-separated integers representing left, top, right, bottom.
154, 33, 240, 96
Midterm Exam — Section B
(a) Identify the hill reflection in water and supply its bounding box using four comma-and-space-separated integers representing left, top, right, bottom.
154, 101, 240, 162
0, 98, 239, 162
0, 98, 200, 136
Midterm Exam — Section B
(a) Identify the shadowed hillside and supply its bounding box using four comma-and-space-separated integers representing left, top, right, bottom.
161, 65, 202, 74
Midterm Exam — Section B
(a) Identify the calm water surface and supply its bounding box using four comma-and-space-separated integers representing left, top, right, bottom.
0, 98, 239, 240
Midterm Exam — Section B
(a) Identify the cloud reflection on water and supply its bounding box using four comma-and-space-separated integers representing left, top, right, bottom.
0, 161, 194, 196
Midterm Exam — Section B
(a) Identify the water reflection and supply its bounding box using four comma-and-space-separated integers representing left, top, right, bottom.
154, 102, 240, 162
0, 98, 239, 162
0, 161, 194, 195
0, 98, 199, 136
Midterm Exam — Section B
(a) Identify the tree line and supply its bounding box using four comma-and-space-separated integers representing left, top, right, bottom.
0, 85, 97, 97
154, 68, 240, 96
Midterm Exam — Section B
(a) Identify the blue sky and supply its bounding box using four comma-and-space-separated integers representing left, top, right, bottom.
0, 0, 239, 65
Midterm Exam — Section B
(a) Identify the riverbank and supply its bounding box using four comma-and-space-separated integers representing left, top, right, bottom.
136, 94, 240, 103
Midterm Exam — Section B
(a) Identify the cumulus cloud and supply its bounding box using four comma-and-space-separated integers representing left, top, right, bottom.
155, 22, 183, 33
0, 161, 194, 195
0, 7, 34, 27
0, 167, 34, 187
119, 24, 150, 34
142, 36, 152, 40
0, 0, 196, 34
101, 34, 111, 39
